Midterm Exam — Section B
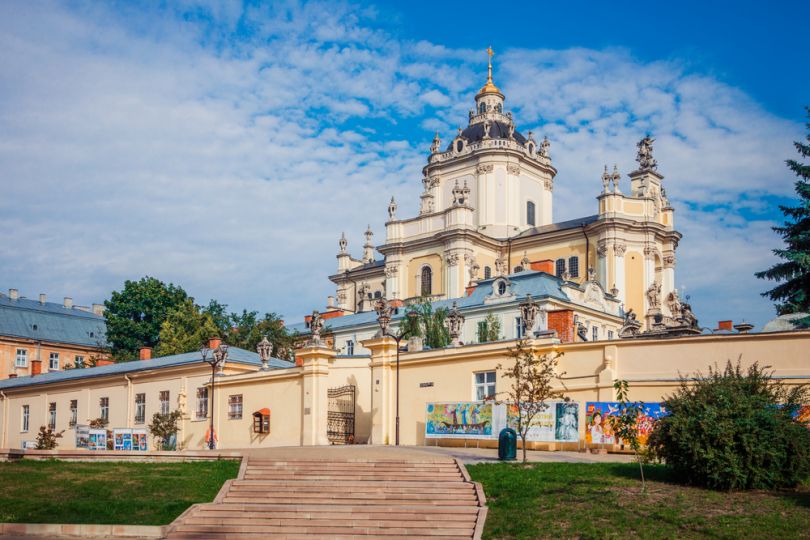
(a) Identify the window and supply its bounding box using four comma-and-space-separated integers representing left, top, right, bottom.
608, 330, 614, 340
569, 256, 580, 278
196, 387, 209, 419
15, 349, 27, 368
497, 280, 507, 296
555, 258, 566, 277
228, 395, 243, 420
515, 316, 526, 339
477, 321, 488, 343
527, 201, 536, 226
474, 372, 496, 401
159, 391, 170, 415
100, 397, 109, 423
134, 393, 146, 424
495, 103, 502, 113
592, 327, 599, 342
48, 402, 56, 430
420, 266, 432, 296
22, 405, 29, 432
513, 266, 524, 273
253, 409, 270, 433
49, 352, 59, 370
70, 399, 78, 426
75, 355, 85, 368
478, 102, 486, 114
455, 140, 464, 153
346, 340, 354, 356
484, 266, 492, 279
374, 291, 381, 299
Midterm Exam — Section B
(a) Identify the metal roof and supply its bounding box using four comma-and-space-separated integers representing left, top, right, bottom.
0, 346, 295, 391
0, 295, 108, 348
288, 270, 572, 334
513, 214, 600, 239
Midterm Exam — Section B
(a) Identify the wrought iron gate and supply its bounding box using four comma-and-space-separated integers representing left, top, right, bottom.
327, 385, 356, 444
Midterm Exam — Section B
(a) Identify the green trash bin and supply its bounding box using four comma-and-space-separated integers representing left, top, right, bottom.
498, 427, 517, 461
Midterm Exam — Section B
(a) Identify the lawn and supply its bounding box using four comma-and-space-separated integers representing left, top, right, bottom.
468, 462, 810, 539
0, 459, 239, 525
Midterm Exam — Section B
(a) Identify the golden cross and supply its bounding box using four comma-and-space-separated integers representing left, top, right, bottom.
486, 46, 494, 59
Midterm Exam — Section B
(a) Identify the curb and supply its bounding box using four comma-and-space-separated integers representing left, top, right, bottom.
0, 523, 166, 538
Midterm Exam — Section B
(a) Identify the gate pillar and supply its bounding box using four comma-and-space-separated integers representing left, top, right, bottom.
297, 344, 335, 446
363, 336, 398, 445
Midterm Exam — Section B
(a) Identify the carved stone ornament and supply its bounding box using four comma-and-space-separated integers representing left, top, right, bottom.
338, 232, 347, 254
601, 165, 611, 194
520, 251, 531, 268
483, 120, 491, 139
477, 163, 494, 174
619, 308, 642, 338
612, 165, 621, 193
387, 196, 397, 220
384, 265, 398, 278
445, 302, 465, 347
446, 253, 460, 267
430, 132, 441, 154
584, 281, 606, 310
644, 245, 658, 260
543, 178, 553, 191
667, 290, 682, 319
646, 281, 662, 310
636, 136, 658, 172
597, 241, 608, 258
336, 290, 347, 304
613, 243, 627, 257
540, 136, 550, 158
519, 294, 539, 336
494, 251, 507, 276
507, 164, 520, 176
309, 310, 324, 345
663, 254, 676, 267
357, 281, 370, 299
420, 192, 434, 215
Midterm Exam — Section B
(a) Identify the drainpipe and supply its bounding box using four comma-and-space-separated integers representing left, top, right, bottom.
1, 391, 7, 448
507, 237, 513, 274
124, 375, 133, 428
581, 224, 590, 278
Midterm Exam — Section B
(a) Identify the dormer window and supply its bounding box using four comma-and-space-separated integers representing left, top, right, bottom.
455, 140, 464, 153
497, 280, 507, 296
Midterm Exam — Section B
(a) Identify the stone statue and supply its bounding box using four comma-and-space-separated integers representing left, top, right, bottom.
679, 301, 699, 329
611, 165, 621, 193
646, 281, 662, 310
540, 136, 550, 158
667, 290, 682, 318
445, 302, 465, 347
338, 232, 347, 254
508, 122, 515, 139
636, 136, 657, 171
519, 294, 539, 336
601, 165, 610, 193
618, 308, 642, 338
494, 251, 507, 276
388, 196, 397, 220
309, 310, 324, 345
430, 132, 441, 154
483, 120, 491, 139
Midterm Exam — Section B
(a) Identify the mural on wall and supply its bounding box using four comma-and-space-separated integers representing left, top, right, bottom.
504, 401, 580, 442
425, 402, 493, 438
585, 402, 668, 445
793, 405, 810, 428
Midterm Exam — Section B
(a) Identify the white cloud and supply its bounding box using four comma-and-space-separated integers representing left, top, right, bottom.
0, 1, 801, 330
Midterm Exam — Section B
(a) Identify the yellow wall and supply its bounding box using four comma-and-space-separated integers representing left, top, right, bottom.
0, 337, 109, 379
407, 254, 443, 298
624, 251, 644, 315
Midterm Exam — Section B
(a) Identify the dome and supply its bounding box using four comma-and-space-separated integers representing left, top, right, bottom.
447, 121, 528, 151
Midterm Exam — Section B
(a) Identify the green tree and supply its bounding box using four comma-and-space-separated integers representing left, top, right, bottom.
608, 380, 647, 491
496, 340, 567, 463
155, 299, 220, 357
202, 299, 232, 337
148, 410, 183, 450
104, 277, 189, 361
35, 425, 63, 450
400, 299, 450, 349
226, 310, 296, 360
756, 108, 810, 327
477, 312, 502, 343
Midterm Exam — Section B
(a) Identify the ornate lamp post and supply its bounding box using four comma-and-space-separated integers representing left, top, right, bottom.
519, 294, 539, 338
374, 298, 418, 446
256, 336, 273, 371
201, 342, 228, 450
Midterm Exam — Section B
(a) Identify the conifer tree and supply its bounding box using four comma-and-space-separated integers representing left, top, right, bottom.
756, 107, 810, 326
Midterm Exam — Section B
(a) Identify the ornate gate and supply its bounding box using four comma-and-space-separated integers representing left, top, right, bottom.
327, 385, 356, 444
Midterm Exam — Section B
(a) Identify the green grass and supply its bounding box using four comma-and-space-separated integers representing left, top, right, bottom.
0, 459, 239, 525
468, 462, 810, 539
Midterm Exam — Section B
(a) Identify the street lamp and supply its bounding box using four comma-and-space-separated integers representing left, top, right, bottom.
201, 342, 228, 450
374, 298, 418, 446
256, 336, 273, 371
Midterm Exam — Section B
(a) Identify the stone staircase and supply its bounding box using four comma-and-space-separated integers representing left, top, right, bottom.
165, 454, 487, 539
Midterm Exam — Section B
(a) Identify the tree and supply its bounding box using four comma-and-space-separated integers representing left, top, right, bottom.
755, 107, 810, 327
496, 340, 567, 463
226, 310, 294, 359
401, 299, 450, 349
608, 380, 647, 491
155, 299, 220, 357
148, 410, 183, 450
648, 360, 810, 490
477, 312, 502, 343
35, 425, 63, 450
104, 277, 189, 360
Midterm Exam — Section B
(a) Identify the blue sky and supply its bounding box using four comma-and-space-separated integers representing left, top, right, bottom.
0, 0, 807, 330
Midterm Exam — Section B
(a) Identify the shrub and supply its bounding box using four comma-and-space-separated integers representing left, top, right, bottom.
648, 360, 810, 490
148, 410, 183, 450
34, 426, 63, 450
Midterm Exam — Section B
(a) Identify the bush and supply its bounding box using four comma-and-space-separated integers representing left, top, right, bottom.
649, 360, 810, 490
34, 426, 63, 450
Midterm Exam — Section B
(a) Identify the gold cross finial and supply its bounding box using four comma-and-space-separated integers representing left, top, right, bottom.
487, 45, 494, 59
486, 46, 494, 83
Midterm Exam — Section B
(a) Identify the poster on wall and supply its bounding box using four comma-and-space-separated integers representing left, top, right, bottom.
88, 429, 107, 451
132, 429, 148, 451
75, 425, 90, 449
501, 402, 580, 442
425, 402, 493, 438
584, 402, 668, 445
792, 405, 810, 428
113, 428, 134, 450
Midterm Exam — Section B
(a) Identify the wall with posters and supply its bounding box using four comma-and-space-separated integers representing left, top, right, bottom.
426, 402, 493, 438
584, 402, 668, 445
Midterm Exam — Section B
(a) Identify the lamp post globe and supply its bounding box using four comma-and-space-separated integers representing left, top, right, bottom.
257, 336, 273, 371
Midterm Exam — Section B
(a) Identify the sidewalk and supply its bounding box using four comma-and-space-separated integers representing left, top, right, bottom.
412, 445, 634, 464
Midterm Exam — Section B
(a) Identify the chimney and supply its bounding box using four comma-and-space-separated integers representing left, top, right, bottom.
95, 359, 114, 366
139, 347, 152, 361
92, 303, 105, 316
39, 293, 46, 305
64, 297, 73, 309
8, 374, 17, 378
327, 296, 335, 309
9, 289, 18, 300
531, 259, 555, 274
717, 320, 733, 332
31, 360, 42, 376
208, 337, 222, 350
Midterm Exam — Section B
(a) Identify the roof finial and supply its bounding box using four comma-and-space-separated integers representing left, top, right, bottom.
478, 46, 501, 96
486, 45, 494, 84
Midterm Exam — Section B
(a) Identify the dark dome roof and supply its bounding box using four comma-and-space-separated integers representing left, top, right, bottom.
448, 121, 528, 150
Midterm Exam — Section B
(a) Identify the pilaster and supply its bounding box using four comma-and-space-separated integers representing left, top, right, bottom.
362, 336, 398, 445
297, 345, 336, 446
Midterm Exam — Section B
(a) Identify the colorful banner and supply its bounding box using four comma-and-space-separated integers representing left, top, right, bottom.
75, 425, 90, 449
133, 429, 148, 451
425, 402, 493, 438
88, 429, 107, 451
585, 402, 668, 445
504, 402, 579, 442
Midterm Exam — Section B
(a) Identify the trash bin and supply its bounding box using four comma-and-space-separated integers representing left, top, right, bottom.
498, 427, 517, 461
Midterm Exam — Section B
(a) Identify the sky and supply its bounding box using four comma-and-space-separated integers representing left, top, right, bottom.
0, 0, 807, 330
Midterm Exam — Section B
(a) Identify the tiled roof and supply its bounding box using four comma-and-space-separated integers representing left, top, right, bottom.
513, 214, 600, 238
0, 346, 295, 391
0, 295, 107, 348
288, 270, 572, 334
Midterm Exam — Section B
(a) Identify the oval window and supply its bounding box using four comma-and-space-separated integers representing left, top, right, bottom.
456, 140, 464, 153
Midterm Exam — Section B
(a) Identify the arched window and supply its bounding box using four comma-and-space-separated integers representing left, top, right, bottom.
527, 201, 536, 226
478, 102, 487, 114
513, 266, 524, 273
555, 258, 566, 277
484, 266, 492, 279
568, 256, 579, 278
374, 291, 382, 299
420, 266, 432, 296
495, 103, 502, 113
